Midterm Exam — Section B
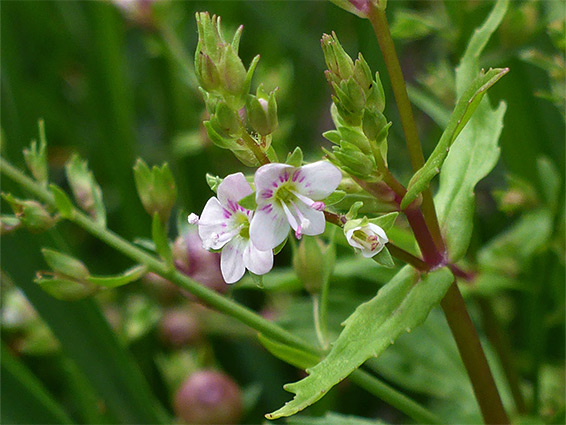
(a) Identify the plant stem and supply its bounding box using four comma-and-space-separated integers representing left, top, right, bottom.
240, 129, 271, 165
367, 5, 445, 254
403, 207, 444, 266
1, 157, 438, 424
441, 282, 509, 424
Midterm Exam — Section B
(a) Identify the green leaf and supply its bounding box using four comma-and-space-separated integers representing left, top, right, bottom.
206, 173, 223, 193
286, 146, 304, 167
152, 213, 173, 268
238, 192, 258, 210
287, 412, 389, 425
401, 67, 508, 210
87, 264, 148, 288
266, 266, 454, 419
49, 184, 74, 219
1, 342, 73, 424
324, 190, 346, 206
434, 0, 509, 261
258, 334, 320, 370
372, 246, 394, 268
368, 212, 398, 232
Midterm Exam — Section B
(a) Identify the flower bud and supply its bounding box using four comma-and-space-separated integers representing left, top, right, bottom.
2, 194, 56, 233
329, 0, 385, 18
362, 107, 388, 142
42, 249, 90, 281
1, 215, 21, 235
344, 218, 388, 258
293, 236, 335, 294
65, 154, 106, 226
174, 370, 242, 425
23, 122, 48, 187
332, 141, 377, 180
246, 85, 278, 136
321, 32, 354, 85
212, 101, 241, 136
159, 308, 201, 348
172, 230, 227, 296
133, 159, 177, 223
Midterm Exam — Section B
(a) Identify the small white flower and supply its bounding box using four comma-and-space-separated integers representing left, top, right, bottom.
345, 222, 388, 258
196, 173, 273, 284
249, 161, 342, 250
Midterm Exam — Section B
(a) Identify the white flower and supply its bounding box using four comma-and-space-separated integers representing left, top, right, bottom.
249, 161, 342, 250
345, 222, 388, 258
195, 173, 273, 284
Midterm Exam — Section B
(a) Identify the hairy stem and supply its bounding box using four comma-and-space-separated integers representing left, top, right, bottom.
367, 5, 445, 254
1, 157, 438, 424
441, 283, 509, 424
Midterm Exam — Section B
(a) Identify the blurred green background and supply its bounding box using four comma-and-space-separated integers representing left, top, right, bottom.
1, 1, 564, 424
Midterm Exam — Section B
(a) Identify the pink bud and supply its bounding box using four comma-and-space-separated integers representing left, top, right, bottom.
158, 308, 201, 348
174, 370, 242, 425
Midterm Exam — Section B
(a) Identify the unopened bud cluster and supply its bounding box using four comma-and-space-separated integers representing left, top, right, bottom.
321, 33, 391, 183
195, 12, 278, 167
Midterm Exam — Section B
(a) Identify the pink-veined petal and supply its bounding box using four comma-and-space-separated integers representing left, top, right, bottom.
249, 205, 289, 251
295, 161, 342, 200
291, 199, 326, 236
243, 241, 273, 276
254, 163, 294, 195
220, 237, 247, 284
367, 223, 389, 244
198, 197, 234, 250
217, 172, 253, 211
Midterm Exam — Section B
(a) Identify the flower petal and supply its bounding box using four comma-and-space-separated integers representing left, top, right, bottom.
367, 223, 389, 244
254, 163, 294, 195
292, 199, 326, 236
243, 241, 273, 276
220, 237, 247, 284
198, 197, 234, 250
295, 161, 342, 200
249, 204, 289, 250
217, 172, 253, 211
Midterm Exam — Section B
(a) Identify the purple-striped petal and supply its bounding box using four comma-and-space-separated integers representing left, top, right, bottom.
198, 197, 234, 250
294, 161, 342, 200
254, 163, 294, 195
217, 172, 253, 212
249, 204, 289, 251
220, 237, 247, 284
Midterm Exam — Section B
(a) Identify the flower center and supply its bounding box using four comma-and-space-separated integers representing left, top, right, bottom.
234, 212, 250, 239
352, 229, 381, 251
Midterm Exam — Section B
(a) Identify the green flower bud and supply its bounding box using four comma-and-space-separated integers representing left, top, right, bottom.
321, 32, 354, 84
1, 215, 21, 235
293, 236, 335, 295
195, 12, 258, 108
23, 120, 48, 187
362, 107, 388, 141
246, 85, 278, 136
213, 101, 241, 136
133, 159, 177, 223
333, 141, 377, 180
36, 249, 96, 301
65, 154, 106, 226
2, 194, 56, 233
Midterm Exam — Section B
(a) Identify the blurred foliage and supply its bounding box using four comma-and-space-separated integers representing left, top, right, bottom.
1, 1, 564, 424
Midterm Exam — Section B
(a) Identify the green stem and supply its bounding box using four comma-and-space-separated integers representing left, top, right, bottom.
1, 157, 438, 424
367, 5, 445, 254
441, 282, 509, 424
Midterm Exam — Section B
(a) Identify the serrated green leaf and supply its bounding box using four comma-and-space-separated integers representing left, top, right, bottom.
239, 191, 257, 210
87, 265, 148, 288
372, 246, 394, 268
434, 0, 509, 261
267, 266, 454, 419
152, 213, 173, 268
49, 184, 74, 219
286, 146, 304, 167
401, 67, 508, 210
